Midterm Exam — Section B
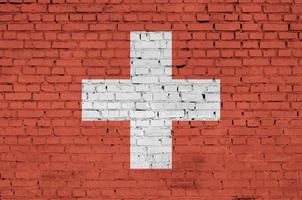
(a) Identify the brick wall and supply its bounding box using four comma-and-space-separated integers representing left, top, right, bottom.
0, 1, 301, 199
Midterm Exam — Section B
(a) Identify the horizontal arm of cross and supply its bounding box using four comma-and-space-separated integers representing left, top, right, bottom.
82, 79, 220, 121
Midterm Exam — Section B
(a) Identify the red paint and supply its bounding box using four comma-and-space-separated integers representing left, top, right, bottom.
0, 2, 301, 199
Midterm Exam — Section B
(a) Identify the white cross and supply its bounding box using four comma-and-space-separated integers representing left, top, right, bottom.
82, 31, 220, 169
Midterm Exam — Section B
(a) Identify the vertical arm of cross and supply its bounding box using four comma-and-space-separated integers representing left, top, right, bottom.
129, 32, 173, 169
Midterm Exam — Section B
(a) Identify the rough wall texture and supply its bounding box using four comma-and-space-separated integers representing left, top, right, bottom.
0, 0, 301, 199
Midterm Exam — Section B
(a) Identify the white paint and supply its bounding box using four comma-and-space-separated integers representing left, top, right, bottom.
82, 32, 220, 169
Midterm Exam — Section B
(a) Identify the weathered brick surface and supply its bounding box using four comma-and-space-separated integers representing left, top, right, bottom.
0, 1, 301, 200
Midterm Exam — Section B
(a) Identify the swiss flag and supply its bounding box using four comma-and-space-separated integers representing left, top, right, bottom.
0, 2, 301, 200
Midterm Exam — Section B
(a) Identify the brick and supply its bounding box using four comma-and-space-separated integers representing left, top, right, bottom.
260, 41, 286, 48
242, 41, 259, 48
54, 128, 80, 136
215, 23, 240, 31
187, 59, 214, 66
184, 4, 205, 12
292, 5, 302, 13
0, 76, 17, 84
90, 24, 116, 31
24, 41, 51, 48
79, 41, 106, 49
5, 93, 31, 100
29, 59, 54, 66
0, 40, 23, 49
0, 58, 13, 66
63, 24, 88, 31
253, 13, 267, 21
264, 5, 290, 13
188, 41, 213, 48
279, 32, 298, 39
208, 4, 234, 12
0, 85, 13, 91
21, 4, 46, 12
46, 76, 72, 83
60, 93, 79, 100
131, 5, 156, 12
243, 58, 270, 66
216, 59, 242, 66
157, 4, 183, 13
33, 93, 59, 100
215, 41, 241, 48
0, 5, 19, 12
0, 14, 12, 22
52, 41, 77, 49
46, 110, 72, 117
272, 111, 297, 118
76, 5, 104, 12
233, 94, 259, 101
290, 23, 302, 30
56, 59, 82, 66
271, 58, 298, 66
263, 23, 288, 31
18, 110, 44, 118
8, 24, 34, 31
36, 23, 61, 30
260, 94, 286, 101
187, 24, 213, 31
241, 5, 262, 13
196, 14, 210, 22
145, 23, 171, 31
242, 23, 260, 31
118, 24, 145, 31
0, 180, 10, 188
83, 59, 109, 66
288, 42, 302, 48
48, 5, 75, 12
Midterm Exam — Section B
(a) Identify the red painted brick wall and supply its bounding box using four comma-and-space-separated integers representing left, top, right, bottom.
0, 1, 301, 199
